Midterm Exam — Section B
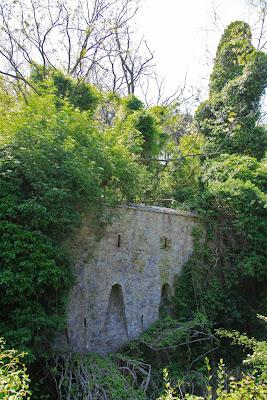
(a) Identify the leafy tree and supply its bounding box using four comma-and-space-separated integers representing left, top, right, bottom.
174, 161, 267, 333
154, 132, 203, 206
196, 21, 266, 327
141, 103, 204, 207
209, 21, 254, 96
114, 95, 166, 159
195, 21, 267, 159
128, 110, 164, 158
121, 94, 144, 113
195, 154, 267, 329
175, 21, 267, 344
30, 64, 100, 112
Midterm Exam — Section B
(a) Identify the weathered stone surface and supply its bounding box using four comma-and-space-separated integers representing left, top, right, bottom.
63, 204, 197, 354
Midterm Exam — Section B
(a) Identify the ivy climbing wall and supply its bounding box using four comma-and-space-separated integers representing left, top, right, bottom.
61, 205, 197, 354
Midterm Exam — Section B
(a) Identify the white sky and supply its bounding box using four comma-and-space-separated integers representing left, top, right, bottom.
135, 0, 266, 112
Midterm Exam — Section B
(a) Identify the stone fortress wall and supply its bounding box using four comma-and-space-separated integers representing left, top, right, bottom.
64, 204, 197, 354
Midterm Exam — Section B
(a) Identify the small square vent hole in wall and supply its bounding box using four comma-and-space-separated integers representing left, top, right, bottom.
160, 237, 171, 250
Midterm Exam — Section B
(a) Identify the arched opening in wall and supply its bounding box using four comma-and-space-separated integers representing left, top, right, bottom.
104, 284, 128, 350
141, 315, 144, 332
159, 283, 172, 316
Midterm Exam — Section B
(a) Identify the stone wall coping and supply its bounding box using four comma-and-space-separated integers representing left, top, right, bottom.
118, 204, 198, 218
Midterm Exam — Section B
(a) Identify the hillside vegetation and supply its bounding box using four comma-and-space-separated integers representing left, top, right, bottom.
0, 9, 266, 400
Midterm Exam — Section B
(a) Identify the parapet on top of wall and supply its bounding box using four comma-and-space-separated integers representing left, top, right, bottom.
63, 204, 198, 354
118, 203, 197, 217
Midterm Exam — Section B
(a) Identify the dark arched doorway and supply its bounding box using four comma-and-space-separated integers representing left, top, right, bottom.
159, 283, 172, 316
104, 284, 128, 350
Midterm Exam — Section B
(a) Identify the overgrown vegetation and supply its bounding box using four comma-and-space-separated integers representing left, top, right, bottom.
46, 353, 149, 400
0, 338, 30, 399
153, 19, 267, 398
177, 20, 267, 334
0, 83, 149, 360
157, 317, 267, 399
0, 1, 266, 398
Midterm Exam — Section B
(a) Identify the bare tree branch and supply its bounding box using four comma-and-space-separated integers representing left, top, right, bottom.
0, 0, 152, 96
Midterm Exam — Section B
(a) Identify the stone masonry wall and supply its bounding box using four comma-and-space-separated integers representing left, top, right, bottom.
64, 205, 197, 354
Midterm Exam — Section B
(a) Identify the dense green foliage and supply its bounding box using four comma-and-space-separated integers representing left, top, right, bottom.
0, 338, 30, 399
0, 15, 267, 400
157, 318, 267, 399
30, 64, 100, 113
115, 95, 166, 159
0, 85, 148, 358
163, 20, 267, 398
195, 21, 267, 159
175, 21, 267, 333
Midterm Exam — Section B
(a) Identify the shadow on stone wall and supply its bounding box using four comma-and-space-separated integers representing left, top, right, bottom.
103, 284, 128, 351
159, 283, 172, 316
